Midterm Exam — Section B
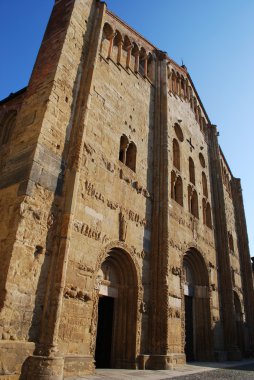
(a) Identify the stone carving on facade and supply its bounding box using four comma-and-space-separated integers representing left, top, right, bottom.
171, 266, 181, 276
119, 211, 128, 242
94, 269, 104, 291
78, 263, 94, 274
64, 285, 92, 302
169, 238, 182, 252
139, 301, 147, 314
133, 181, 151, 199
73, 219, 110, 244
89, 292, 100, 355
131, 246, 146, 260
168, 307, 181, 319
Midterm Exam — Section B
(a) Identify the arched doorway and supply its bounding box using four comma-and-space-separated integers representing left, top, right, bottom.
233, 291, 244, 354
95, 248, 138, 369
183, 249, 212, 361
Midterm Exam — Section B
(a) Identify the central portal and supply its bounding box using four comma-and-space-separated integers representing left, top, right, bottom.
183, 249, 212, 361
184, 295, 194, 361
94, 248, 138, 369
95, 296, 115, 368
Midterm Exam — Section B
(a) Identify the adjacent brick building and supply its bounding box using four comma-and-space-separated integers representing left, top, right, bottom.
0, 1, 253, 379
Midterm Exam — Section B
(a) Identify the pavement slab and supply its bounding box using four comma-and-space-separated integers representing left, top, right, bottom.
65, 360, 254, 380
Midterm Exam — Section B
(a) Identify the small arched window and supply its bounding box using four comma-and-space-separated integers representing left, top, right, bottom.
172, 71, 177, 93
191, 190, 199, 218
189, 157, 195, 185
180, 77, 185, 98
202, 172, 208, 197
131, 43, 139, 73
126, 142, 137, 172
188, 186, 198, 218
139, 48, 147, 76
173, 139, 180, 170
101, 23, 114, 58
113, 30, 122, 63
123, 35, 132, 68
147, 53, 154, 82
0, 110, 17, 147
171, 171, 183, 206
119, 135, 129, 163
119, 135, 137, 172
228, 232, 234, 253
176, 73, 181, 96
206, 202, 212, 228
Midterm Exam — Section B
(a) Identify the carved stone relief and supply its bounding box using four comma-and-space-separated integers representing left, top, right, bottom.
64, 286, 92, 302
119, 211, 128, 242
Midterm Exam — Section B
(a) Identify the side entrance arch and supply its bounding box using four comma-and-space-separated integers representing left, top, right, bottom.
183, 249, 212, 361
94, 247, 139, 369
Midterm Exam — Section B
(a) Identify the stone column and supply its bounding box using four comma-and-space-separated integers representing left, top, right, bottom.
145, 51, 173, 369
207, 124, 241, 360
232, 178, 254, 354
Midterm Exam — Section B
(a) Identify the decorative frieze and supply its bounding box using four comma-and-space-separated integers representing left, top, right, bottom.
64, 285, 92, 302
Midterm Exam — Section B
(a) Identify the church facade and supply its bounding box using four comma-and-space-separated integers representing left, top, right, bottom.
0, 1, 254, 379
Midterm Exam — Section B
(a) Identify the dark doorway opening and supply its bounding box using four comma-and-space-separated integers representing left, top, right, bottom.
95, 296, 114, 368
95, 297, 114, 368
185, 295, 194, 362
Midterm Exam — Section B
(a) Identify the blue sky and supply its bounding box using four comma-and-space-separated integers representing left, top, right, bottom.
0, 1, 253, 256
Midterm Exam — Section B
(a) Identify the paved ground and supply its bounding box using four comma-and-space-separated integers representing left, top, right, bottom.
66, 360, 254, 380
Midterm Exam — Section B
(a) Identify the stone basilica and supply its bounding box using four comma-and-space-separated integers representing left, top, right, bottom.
0, 1, 254, 379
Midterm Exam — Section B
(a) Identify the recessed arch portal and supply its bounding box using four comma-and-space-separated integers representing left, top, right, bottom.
183, 249, 212, 361
94, 247, 139, 369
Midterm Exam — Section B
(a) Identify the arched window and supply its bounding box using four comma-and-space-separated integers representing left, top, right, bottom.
126, 142, 137, 172
101, 23, 114, 58
202, 172, 208, 197
191, 190, 199, 218
0, 110, 17, 147
139, 48, 147, 76
123, 35, 132, 68
131, 43, 139, 73
173, 139, 180, 170
119, 135, 129, 164
228, 233, 234, 253
206, 202, 212, 228
188, 186, 199, 218
172, 71, 177, 93
189, 157, 195, 185
180, 77, 186, 98
176, 73, 181, 96
171, 171, 183, 206
113, 30, 122, 63
147, 53, 154, 82
202, 199, 212, 228
200, 117, 205, 133
119, 136, 137, 172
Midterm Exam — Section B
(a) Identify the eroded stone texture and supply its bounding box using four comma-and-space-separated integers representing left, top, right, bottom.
0, 0, 254, 379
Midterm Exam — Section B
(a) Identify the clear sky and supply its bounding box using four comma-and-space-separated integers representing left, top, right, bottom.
0, 1, 253, 256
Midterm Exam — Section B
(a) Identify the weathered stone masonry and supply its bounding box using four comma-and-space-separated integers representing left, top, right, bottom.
0, 0, 254, 379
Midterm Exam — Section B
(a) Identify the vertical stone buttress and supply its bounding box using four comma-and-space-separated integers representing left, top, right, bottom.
0, 0, 86, 374
148, 52, 171, 369
0, 0, 106, 379
24, 1, 106, 379
232, 178, 254, 353
208, 125, 241, 360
